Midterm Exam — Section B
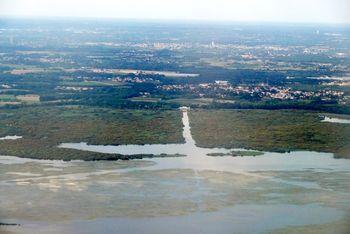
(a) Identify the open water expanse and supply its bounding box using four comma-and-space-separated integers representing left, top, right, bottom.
1, 109, 350, 233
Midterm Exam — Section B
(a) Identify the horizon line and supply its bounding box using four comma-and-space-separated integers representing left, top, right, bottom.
0, 15, 350, 27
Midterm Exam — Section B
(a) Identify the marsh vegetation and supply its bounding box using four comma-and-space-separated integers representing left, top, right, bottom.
0, 105, 184, 160
190, 109, 350, 158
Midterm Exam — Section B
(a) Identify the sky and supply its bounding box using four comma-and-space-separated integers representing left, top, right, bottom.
0, 0, 349, 24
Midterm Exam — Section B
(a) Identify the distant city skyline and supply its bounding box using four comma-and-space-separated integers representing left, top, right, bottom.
0, 0, 349, 24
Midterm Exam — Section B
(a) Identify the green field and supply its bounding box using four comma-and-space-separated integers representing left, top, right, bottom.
60, 80, 122, 87
130, 97, 162, 103
167, 98, 214, 107
190, 109, 350, 158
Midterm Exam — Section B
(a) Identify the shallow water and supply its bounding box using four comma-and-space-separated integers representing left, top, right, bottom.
2, 109, 350, 233
322, 116, 350, 124
0, 135, 22, 140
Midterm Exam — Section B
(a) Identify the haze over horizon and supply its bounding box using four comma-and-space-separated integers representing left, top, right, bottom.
0, 0, 349, 24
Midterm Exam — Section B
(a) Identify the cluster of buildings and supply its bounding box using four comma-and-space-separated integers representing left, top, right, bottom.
55, 86, 93, 92
111, 76, 155, 83
160, 81, 345, 101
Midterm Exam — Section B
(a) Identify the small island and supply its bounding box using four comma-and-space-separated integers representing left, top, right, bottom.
207, 151, 264, 157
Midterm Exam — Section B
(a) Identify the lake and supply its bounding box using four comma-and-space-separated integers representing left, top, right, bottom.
322, 116, 350, 124
1, 109, 350, 233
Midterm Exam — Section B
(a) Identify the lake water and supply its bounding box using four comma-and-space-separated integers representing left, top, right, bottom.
1, 109, 350, 233
0, 135, 22, 140
322, 116, 350, 124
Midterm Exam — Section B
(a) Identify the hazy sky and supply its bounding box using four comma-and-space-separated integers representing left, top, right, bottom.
0, 0, 349, 24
